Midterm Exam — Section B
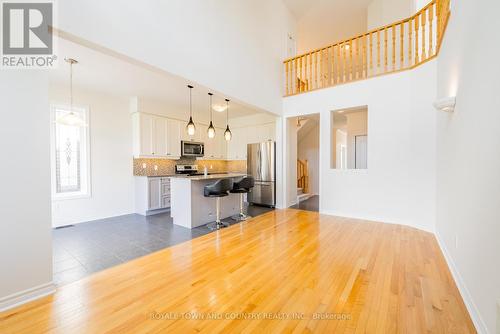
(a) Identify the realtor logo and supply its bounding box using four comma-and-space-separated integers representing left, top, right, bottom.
1, 0, 56, 68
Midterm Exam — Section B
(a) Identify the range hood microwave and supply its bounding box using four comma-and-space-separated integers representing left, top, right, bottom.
181, 141, 204, 157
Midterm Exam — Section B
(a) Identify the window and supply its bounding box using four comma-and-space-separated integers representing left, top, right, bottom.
50, 105, 90, 199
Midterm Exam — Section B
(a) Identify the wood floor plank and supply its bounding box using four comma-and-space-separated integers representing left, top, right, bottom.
0, 209, 476, 333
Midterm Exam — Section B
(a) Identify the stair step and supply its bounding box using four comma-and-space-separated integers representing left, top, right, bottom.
297, 193, 312, 202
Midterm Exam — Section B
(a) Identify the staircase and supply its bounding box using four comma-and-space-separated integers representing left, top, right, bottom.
297, 187, 313, 203
297, 159, 311, 203
283, 0, 451, 96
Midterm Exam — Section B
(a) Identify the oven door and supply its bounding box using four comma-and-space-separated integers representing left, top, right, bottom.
181, 141, 204, 157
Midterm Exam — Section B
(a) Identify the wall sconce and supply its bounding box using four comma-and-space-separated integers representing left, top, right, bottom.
433, 96, 456, 112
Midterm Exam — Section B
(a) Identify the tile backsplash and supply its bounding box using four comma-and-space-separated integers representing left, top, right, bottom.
133, 158, 246, 176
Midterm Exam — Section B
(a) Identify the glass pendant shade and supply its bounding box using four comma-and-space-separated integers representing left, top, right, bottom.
57, 111, 86, 127
207, 121, 216, 138
186, 116, 196, 136
224, 125, 232, 141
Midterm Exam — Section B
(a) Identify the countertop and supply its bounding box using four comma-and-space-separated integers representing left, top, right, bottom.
169, 173, 247, 181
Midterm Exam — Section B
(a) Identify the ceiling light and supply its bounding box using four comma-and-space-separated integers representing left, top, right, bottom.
224, 99, 232, 141
433, 96, 456, 112
207, 92, 216, 139
57, 58, 86, 127
212, 103, 227, 112
186, 85, 196, 136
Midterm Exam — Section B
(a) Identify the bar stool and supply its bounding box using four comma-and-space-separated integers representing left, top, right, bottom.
204, 178, 233, 230
230, 176, 255, 221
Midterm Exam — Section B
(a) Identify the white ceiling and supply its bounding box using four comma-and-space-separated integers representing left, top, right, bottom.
50, 38, 265, 121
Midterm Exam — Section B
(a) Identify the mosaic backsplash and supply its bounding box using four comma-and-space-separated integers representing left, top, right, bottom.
133, 158, 246, 176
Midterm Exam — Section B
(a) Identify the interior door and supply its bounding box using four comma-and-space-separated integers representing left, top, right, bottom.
355, 135, 368, 169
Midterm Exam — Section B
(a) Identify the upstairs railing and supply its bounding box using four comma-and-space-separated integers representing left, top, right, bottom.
283, 0, 450, 96
297, 159, 309, 194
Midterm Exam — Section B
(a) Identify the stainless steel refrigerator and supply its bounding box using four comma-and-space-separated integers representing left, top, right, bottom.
247, 142, 276, 207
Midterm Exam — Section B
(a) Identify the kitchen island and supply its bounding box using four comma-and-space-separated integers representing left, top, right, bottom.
170, 173, 246, 229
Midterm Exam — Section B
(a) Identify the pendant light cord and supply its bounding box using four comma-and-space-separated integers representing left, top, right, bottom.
209, 93, 213, 122
189, 87, 192, 117
70, 61, 73, 112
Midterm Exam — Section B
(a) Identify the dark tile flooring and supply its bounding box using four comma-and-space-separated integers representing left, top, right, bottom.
291, 195, 319, 212
52, 205, 273, 286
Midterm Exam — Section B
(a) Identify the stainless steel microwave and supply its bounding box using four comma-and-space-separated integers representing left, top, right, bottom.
181, 141, 204, 157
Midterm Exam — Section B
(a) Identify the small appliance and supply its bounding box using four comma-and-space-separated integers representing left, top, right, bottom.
181, 141, 204, 157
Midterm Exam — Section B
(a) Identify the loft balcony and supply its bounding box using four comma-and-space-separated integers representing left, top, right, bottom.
283, 0, 450, 96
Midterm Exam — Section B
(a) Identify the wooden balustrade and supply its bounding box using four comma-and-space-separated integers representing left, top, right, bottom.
297, 159, 309, 194
283, 0, 450, 96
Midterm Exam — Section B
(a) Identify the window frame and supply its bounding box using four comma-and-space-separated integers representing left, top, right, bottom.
50, 103, 92, 201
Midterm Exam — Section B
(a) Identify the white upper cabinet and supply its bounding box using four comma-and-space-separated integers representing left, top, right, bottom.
133, 113, 154, 157
133, 112, 274, 161
133, 113, 182, 159
153, 116, 167, 156
166, 119, 181, 158
227, 127, 247, 160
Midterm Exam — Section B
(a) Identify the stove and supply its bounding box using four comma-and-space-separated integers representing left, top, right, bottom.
175, 164, 199, 175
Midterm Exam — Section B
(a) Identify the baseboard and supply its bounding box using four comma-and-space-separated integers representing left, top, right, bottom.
0, 282, 56, 312
435, 232, 489, 334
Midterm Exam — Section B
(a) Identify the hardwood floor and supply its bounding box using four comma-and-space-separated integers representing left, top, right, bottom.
0, 209, 475, 333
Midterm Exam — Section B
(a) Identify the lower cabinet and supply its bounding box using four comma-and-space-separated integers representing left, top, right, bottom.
135, 176, 171, 215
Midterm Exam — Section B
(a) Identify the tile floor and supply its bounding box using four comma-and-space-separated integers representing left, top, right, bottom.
52, 205, 273, 286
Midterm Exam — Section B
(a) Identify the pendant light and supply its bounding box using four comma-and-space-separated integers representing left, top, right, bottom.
224, 99, 232, 141
186, 85, 196, 136
56, 58, 86, 127
207, 93, 216, 139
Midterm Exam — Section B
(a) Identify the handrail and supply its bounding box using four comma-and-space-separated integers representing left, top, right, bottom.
297, 159, 309, 194
283, 0, 450, 96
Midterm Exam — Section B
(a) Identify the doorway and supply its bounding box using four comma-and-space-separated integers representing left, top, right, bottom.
286, 113, 320, 212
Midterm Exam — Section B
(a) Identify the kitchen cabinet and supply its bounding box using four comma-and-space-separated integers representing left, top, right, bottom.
135, 176, 171, 215
132, 113, 182, 159
226, 122, 275, 160
227, 127, 248, 160
198, 127, 226, 160
166, 119, 181, 158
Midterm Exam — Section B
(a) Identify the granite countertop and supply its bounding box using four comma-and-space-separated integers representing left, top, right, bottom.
170, 173, 247, 181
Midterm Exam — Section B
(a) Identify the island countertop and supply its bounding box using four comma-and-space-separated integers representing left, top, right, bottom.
169, 173, 246, 181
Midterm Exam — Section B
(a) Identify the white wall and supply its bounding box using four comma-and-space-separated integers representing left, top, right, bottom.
283, 60, 437, 232
297, 3, 367, 54
56, 0, 296, 115
49, 85, 134, 227
367, 0, 414, 30
0, 72, 54, 310
298, 123, 319, 194
285, 118, 298, 206
435, 0, 500, 332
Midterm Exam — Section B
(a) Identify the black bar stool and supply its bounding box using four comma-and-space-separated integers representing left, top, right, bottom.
230, 176, 254, 221
204, 178, 233, 230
